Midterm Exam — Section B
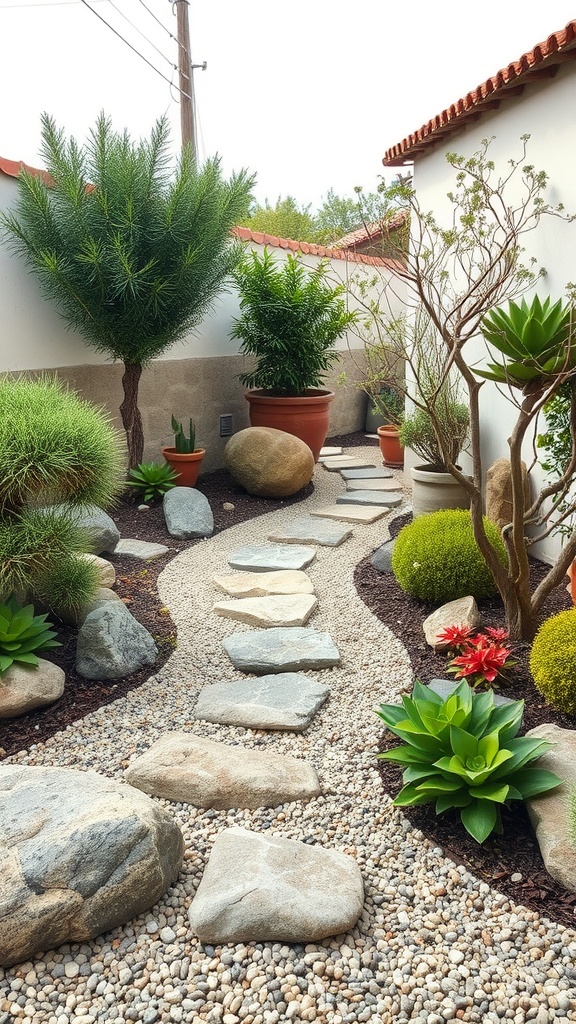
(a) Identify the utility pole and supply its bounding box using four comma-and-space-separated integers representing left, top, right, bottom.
175, 0, 196, 161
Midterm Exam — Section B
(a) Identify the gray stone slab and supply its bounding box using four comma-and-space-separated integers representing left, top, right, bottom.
320, 456, 378, 471
339, 467, 392, 480
428, 679, 513, 707
114, 539, 170, 561
371, 539, 395, 573
336, 490, 403, 508
228, 544, 316, 572
310, 505, 388, 524
194, 673, 330, 730
223, 628, 340, 674
163, 487, 214, 539
346, 478, 400, 492
267, 517, 352, 547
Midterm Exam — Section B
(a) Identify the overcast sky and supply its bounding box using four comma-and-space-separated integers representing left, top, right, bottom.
0, 1, 574, 207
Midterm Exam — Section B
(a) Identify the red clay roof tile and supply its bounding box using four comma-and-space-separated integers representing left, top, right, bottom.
231, 226, 398, 268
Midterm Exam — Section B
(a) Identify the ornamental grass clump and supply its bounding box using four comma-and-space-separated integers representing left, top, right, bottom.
529, 609, 576, 714
391, 510, 507, 603
376, 680, 562, 843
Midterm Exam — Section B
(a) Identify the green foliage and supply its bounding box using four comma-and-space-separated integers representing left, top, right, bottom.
399, 402, 469, 469
530, 609, 576, 714
0, 375, 122, 615
392, 510, 507, 603
377, 680, 562, 843
231, 248, 357, 395
373, 385, 404, 425
171, 415, 196, 454
240, 195, 320, 244
536, 381, 576, 538
127, 462, 178, 503
0, 596, 60, 674
477, 296, 575, 390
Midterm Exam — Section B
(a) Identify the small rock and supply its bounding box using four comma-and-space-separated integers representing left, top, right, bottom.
525, 723, 575, 892
370, 539, 395, 574
76, 602, 158, 680
511, 873, 523, 882
422, 596, 480, 650
163, 487, 214, 539
138, 504, 151, 512
77, 553, 116, 588
160, 926, 176, 943
0, 659, 65, 719
223, 502, 235, 511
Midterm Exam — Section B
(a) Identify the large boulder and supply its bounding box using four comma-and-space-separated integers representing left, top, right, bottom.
224, 427, 314, 497
163, 487, 214, 539
0, 659, 65, 719
0, 764, 184, 967
525, 723, 575, 892
486, 458, 530, 529
75, 602, 158, 680
189, 827, 364, 943
50, 503, 121, 554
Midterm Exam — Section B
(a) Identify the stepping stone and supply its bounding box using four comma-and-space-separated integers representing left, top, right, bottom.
310, 505, 387, 524
194, 673, 330, 731
427, 679, 513, 707
340, 467, 392, 480
125, 733, 321, 809
319, 446, 343, 456
213, 570, 315, 598
223, 627, 340, 674
188, 827, 364, 943
213, 594, 318, 627
336, 490, 403, 508
228, 544, 316, 572
267, 517, 351, 547
371, 539, 395, 573
525, 724, 575, 893
346, 478, 400, 491
114, 539, 170, 561
163, 487, 213, 539
320, 456, 377, 471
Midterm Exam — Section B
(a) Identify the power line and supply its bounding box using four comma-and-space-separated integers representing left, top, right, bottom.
135, 0, 184, 53
0, 0, 107, 7
105, 0, 174, 69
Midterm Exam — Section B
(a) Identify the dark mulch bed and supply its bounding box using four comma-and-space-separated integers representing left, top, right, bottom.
354, 511, 576, 929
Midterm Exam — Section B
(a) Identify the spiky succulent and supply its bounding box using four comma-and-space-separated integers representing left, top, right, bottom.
476, 296, 575, 391
127, 461, 179, 503
0, 596, 60, 674
171, 416, 196, 454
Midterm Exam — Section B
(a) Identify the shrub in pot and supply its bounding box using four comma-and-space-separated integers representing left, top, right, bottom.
162, 416, 205, 488
230, 248, 357, 460
399, 397, 470, 516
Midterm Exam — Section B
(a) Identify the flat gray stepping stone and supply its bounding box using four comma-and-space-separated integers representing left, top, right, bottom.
319, 446, 343, 456
214, 594, 318, 627
188, 827, 364, 943
223, 627, 340, 673
320, 456, 377, 471
336, 490, 403, 508
125, 733, 320, 809
371, 539, 395, 573
228, 544, 316, 572
346, 478, 400, 492
214, 570, 315, 598
310, 504, 387, 524
340, 467, 392, 480
114, 539, 170, 560
268, 517, 351, 547
428, 679, 513, 707
194, 673, 330, 730
163, 487, 213, 539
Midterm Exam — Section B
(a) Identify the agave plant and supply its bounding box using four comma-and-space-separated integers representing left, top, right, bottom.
376, 680, 562, 843
0, 596, 61, 674
476, 296, 575, 391
127, 462, 178, 503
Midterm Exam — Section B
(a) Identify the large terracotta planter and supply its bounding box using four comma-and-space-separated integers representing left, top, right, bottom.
377, 425, 404, 468
162, 447, 205, 487
410, 464, 470, 517
245, 388, 335, 463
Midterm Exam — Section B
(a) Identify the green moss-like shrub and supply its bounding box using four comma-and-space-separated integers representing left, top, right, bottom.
391, 509, 507, 603
530, 609, 576, 715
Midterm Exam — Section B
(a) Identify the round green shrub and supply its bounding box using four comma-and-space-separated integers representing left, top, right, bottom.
530, 609, 576, 715
391, 509, 507, 603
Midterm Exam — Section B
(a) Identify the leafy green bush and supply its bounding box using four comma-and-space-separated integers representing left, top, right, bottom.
0, 375, 123, 616
128, 462, 178, 503
377, 680, 562, 843
0, 596, 60, 674
391, 509, 507, 603
529, 609, 576, 714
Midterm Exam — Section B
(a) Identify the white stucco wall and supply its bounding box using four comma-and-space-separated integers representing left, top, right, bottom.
399, 60, 576, 563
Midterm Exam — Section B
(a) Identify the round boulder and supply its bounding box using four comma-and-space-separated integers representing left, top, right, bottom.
225, 427, 314, 497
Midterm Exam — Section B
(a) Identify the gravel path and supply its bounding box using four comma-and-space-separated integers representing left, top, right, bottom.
2, 449, 576, 1024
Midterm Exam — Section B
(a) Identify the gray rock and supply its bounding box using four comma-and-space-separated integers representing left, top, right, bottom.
0, 659, 65, 719
125, 732, 321, 809
188, 827, 364, 942
370, 539, 395, 573
213, 593, 318, 627
525, 723, 575, 892
114, 539, 170, 561
336, 490, 403, 507
47, 503, 120, 554
427, 679, 514, 707
0, 764, 183, 967
423, 596, 481, 650
163, 487, 214, 539
76, 602, 158, 680
267, 517, 352, 547
346, 478, 400, 491
310, 504, 387, 524
228, 544, 316, 572
194, 673, 330, 730
319, 456, 377, 471
222, 627, 340, 674
339, 467, 393, 480
76, 553, 116, 587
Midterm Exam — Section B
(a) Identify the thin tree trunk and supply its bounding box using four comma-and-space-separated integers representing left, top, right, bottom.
120, 362, 144, 470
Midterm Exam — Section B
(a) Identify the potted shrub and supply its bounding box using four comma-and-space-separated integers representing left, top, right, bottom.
230, 248, 357, 461
399, 395, 470, 516
371, 385, 405, 467
162, 417, 205, 487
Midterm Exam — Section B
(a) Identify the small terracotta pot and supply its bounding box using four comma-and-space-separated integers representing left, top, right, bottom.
377, 425, 404, 468
161, 447, 205, 487
245, 388, 335, 463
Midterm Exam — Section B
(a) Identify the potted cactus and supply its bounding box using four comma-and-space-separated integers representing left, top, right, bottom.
162, 416, 205, 487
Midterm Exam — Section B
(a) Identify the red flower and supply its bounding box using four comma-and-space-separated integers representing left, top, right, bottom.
484, 626, 510, 642
435, 624, 474, 648
447, 641, 515, 686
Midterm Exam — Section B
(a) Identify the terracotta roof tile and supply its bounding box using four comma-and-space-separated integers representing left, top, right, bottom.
231, 226, 397, 268
335, 210, 408, 249
384, 20, 576, 166
0, 155, 53, 186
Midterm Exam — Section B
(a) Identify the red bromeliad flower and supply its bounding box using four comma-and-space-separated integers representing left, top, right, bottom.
441, 623, 516, 687
435, 624, 474, 649
484, 626, 511, 642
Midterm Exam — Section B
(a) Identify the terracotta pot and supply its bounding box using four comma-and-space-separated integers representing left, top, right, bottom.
377, 425, 404, 468
410, 464, 471, 517
161, 447, 205, 487
244, 388, 335, 463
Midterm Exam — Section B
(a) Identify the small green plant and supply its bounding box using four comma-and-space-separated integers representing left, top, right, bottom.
376, 680, 562, 843
477, 296, 575, 389
128, 462, 178, 502
529, 608, 576, 714
171, 416, 196, 454
536, 381, 575, 539
391, 510, 507, 603
0, 596, 61, 674
399, 402, 469, 470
